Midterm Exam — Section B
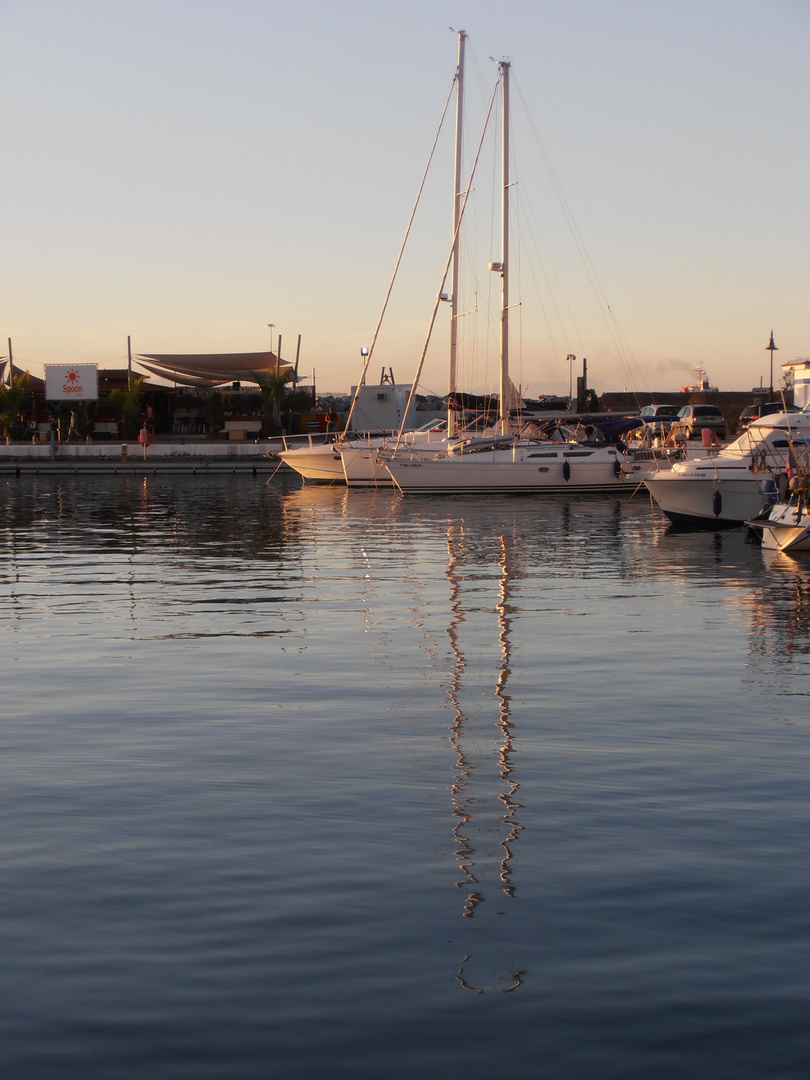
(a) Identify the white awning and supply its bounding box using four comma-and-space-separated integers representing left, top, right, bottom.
135, 352, 293, 388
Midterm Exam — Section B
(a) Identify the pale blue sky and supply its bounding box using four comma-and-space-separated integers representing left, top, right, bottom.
3, 0, 809, 397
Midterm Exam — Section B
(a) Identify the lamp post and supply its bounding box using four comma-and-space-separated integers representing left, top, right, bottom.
360, 346, 369, 387
267, 323, 275, 365
766, 330, 778, 398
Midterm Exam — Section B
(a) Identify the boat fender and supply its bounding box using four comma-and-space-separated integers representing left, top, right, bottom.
562, 460, 571, 481
712, 489, 722, 517
613, 459, 622, 478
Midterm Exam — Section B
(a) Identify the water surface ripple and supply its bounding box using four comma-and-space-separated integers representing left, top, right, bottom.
0, 475, 808, 1078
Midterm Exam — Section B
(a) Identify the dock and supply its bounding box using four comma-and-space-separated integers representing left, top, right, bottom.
0, 438, 294, 476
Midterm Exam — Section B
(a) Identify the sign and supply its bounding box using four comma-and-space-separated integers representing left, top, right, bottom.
44, 364, 99, 401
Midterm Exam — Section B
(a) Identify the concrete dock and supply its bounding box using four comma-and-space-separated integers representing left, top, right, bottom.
0, 437, 293, 475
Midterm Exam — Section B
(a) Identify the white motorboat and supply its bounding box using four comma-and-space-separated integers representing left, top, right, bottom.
642, 410, 810, 526
747, 476, 810, 552
750, 500, 810, 553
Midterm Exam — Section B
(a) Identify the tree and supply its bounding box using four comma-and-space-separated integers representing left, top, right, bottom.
99, 377, 145, 438
251, 368, 294, 431
0, 373, 33, 440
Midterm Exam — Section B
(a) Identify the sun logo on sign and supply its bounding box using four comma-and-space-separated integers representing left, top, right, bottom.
66, 369, 79, 382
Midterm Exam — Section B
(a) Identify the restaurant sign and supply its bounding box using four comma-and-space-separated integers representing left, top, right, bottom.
44, 364, 99, 401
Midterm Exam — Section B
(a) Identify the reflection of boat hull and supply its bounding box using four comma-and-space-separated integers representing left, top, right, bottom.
386, 444, 626, 494
749, 501, 810, 552
643, 472, 774, 527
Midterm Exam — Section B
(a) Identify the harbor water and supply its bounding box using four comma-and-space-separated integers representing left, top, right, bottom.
0, 473, 808, 1079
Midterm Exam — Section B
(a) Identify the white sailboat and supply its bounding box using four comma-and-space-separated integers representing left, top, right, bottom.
339, 30, 520, 489
385, 60, 634, 497
277, 379, 418, 484
281, 31, 473, 487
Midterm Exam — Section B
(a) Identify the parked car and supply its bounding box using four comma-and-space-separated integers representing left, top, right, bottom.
738, 401, 800, 430
638, 404, 681, 433
671, 404, 727, 441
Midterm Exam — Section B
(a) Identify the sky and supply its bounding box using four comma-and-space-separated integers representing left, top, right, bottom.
2, 0, 809, 398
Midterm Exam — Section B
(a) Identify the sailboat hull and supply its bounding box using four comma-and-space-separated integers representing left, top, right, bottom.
341, 446, 396, 487
278, 443, 346, 483
385, 445, 626, 495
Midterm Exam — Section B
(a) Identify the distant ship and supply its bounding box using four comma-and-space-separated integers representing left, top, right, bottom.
680, 364, 718, 394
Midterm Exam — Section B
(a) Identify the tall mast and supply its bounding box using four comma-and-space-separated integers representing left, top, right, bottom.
498, 61, 510, 436
448, 29, 466, 437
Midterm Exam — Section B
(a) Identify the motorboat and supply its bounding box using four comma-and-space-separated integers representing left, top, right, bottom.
747, 475, 810, 553
748, 498, 810, 553
641, 410, 810, 526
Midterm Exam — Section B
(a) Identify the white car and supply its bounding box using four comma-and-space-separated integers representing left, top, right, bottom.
638, 404, 681, 434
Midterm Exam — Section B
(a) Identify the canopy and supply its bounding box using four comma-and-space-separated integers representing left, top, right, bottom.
135, 352, 293, 388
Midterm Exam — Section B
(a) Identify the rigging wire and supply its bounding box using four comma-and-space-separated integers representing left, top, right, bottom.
343, 73, 457, 433
512, 74, 646, 403
394, 72, 502, 449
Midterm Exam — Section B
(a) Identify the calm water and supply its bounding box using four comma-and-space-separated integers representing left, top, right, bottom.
0, 474, 808, 1079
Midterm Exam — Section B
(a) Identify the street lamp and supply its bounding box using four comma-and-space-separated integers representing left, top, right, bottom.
360, 346, 369, 387
765, 330, 778, 398
267, 323, 275, 361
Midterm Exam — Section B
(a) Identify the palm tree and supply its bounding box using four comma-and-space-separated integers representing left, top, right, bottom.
100, 377, 145, 439
0, 373, 32, 441
251, 368, 294, 432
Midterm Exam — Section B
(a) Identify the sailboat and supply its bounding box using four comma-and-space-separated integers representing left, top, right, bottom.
384, 61, 636, 497
280, 31, 473, 487
339, 29, 505, 488
276, 378, 420, 484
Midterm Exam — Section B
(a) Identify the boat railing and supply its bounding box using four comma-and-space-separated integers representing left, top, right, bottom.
279, 432, 337, 452
279, 428, 430, 453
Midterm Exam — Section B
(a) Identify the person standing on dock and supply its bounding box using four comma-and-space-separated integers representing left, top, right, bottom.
138, 423, 152, 459
67, 410, 81, 441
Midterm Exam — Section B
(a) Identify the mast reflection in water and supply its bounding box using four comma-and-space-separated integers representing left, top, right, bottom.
445, 523, 526, 993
